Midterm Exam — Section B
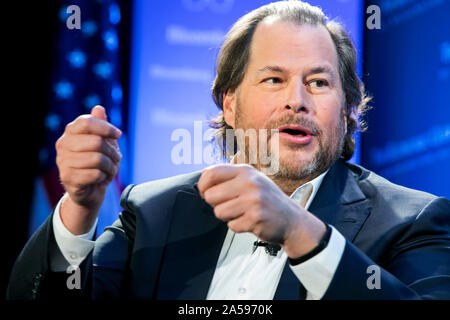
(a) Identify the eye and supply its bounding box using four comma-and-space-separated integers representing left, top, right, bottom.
309, 79, 329, 88
263, 77, 282, 84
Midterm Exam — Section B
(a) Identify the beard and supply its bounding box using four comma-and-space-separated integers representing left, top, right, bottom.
234, 100, 346, 182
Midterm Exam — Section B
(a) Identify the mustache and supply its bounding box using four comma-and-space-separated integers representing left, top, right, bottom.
266, 115, 321, 136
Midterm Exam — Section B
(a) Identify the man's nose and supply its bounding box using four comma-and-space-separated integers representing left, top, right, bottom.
284, 80, 310, 113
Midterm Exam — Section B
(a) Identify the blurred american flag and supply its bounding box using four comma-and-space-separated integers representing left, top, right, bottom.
29, 0, 129, 237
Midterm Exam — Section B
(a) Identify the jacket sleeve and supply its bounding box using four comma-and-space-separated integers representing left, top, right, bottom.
6, 210, 92, 300
7, 207, 136, 300
322, 197, 450, 300
90, 209, 136, 299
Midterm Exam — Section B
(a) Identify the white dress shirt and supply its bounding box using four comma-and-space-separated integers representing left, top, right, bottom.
52, 170, 346, 300
206, 170, 345, 300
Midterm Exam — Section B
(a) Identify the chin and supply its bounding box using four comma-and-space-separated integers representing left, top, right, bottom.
263, 141, 321, 178
281, 147, 316, 165
270, 154, 319, 180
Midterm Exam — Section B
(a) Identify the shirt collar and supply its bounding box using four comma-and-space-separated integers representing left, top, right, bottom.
290, 168, 329, 210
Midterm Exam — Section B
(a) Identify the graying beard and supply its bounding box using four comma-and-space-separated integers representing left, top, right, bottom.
267, 121, 345, 181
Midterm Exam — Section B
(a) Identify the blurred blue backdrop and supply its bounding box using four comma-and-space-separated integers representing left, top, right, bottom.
362, 0, 450, 199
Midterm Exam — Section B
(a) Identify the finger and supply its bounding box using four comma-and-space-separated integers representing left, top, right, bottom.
64, 151, 118, 178
90, 105, 122, 152
198, 164, 242, 197
91, 106, 122, 145
227, 214, 254, 234
213, 196, 246, 221
67, 115, 121, 139
91, 105, 107, 121
203, 178, 242, 207
62, 134, 121, 163
105, 137, 120, 154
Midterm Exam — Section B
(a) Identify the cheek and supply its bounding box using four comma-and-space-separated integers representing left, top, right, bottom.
240, 92, 279, 128
313, 95, 343, 128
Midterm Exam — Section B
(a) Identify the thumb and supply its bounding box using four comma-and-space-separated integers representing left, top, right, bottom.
91, 105, 108, 121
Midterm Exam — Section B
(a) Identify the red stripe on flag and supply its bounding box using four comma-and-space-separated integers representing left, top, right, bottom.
42, 167, 65, 207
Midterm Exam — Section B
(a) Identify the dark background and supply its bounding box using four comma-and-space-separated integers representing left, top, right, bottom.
4, 2, 59, 300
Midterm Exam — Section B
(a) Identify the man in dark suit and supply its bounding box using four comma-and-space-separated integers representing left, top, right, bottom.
8, 1, 450, 300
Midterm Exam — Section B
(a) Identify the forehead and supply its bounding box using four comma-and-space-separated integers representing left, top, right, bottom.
248, 18, 338, 74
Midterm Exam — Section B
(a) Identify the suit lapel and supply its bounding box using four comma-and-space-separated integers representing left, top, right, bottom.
309, 160, 372, 242
155, 186, 228, 299
274, 160, 372, 300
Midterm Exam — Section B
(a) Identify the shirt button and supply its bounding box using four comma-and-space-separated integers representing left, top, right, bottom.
69, 252, 78, 260
238, 287, 246, 295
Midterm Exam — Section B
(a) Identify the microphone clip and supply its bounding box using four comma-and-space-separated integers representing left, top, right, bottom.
253, 241, 282, 256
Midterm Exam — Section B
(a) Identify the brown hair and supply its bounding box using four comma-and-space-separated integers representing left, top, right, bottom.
210, 1, 371, 161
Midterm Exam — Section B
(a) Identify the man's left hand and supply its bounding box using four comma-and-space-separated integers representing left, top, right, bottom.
197, 164, 327, 258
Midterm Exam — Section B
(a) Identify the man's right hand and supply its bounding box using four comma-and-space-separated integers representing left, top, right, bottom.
55, 105, 122, 235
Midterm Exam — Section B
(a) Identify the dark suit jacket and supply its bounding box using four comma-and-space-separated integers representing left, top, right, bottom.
7, 160, 450, 299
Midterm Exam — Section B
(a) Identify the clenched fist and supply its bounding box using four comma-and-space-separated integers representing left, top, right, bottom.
55, 105, 122, 234
197, 164, 327, 259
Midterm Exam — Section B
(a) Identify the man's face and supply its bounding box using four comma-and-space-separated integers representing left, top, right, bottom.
223, 18, 347, 180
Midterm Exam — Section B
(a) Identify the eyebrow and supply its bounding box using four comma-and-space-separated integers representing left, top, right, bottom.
256, 65, 285, 74
256, 65, 337, 80
304, 66, 337, 80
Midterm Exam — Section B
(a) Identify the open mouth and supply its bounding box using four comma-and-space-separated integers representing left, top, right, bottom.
278, 125, 312, 136
278, 125, 314, 145
280, 128, 308, 136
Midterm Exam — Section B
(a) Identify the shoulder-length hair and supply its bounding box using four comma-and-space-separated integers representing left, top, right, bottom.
210, 1, 371, 161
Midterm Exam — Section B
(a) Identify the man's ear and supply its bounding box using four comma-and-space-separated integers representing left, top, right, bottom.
223, 89, 236, 128
342, 96, 354, 136
344, 105, 358, 136
344, 109, 348, 135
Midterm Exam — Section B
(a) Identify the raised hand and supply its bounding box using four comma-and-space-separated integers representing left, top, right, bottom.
55, 105, 122, 234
